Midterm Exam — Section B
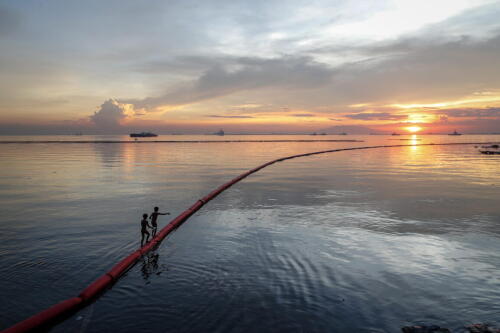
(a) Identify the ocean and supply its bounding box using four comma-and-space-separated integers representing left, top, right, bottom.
0, 134, 499, 332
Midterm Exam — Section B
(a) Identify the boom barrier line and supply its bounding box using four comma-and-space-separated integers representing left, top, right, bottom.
2, 141, 498, 333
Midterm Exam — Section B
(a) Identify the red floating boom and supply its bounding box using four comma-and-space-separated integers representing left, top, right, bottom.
2, 297, 83, 333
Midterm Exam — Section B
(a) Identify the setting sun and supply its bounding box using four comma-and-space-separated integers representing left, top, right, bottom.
405, 125, 422, 133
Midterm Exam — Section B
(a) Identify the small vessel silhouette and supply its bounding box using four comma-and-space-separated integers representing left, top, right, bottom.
448, 130, 462, 136
214, 129, 225, 136
130, 132, 158, 137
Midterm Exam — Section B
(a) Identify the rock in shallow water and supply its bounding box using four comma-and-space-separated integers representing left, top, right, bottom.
467, 324, 500, 333
401, 325, 451, 333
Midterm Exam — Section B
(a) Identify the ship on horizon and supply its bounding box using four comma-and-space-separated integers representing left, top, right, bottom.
130, 132, 158, 138
214, 129, 225, 136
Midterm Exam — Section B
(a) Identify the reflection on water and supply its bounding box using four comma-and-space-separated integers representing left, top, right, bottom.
140, 251, 163, 282
0, 135, 499, 332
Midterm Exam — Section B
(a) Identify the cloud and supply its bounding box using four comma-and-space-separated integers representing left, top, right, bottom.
90, 99, 134, 128
207, 115, 254, 118
124, 26, 500, 116
343, 112, 407, 120
322, 34, 500, 105
435, 107, 500, 118
438, 115, 449, 122
125, 56, 333, 109
292, 113, 315, 117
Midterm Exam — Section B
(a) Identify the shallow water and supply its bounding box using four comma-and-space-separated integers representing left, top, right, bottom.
0, 135, 499, 332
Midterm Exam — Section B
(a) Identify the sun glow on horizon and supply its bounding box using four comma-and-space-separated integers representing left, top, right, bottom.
405, 125, 422, 133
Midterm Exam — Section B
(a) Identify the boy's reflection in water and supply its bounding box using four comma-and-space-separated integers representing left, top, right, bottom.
141, 251, 161, 281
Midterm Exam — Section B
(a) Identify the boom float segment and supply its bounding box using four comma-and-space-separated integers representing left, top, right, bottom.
1, 298, 83, 333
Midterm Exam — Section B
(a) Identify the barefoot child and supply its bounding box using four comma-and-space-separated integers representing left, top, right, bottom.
141, 213, 152, 246
149, 206, 170, 237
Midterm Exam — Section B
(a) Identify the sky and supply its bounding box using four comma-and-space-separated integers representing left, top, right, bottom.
1, 0, 500, 134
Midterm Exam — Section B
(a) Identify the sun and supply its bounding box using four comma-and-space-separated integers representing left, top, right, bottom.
405, 125, 422, 133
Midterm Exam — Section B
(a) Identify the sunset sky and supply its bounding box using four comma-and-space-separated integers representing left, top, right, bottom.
1, 0, 500, 134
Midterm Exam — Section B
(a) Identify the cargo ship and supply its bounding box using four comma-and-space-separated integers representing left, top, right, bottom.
130, 132, 158, 138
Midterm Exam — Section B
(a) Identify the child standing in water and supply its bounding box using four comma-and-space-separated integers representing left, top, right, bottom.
149, 206, 170, 237
141, 213, 152, 246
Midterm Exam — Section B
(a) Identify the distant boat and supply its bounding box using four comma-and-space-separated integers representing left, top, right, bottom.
339, 132, 347, 135
214, 129, 225, 136
310, 132, 317, 136
130, 132, 158, 138
448, 130, 462, 136
391, 132, 400, 136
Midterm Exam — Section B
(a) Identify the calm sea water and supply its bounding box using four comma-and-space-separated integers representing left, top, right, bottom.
0, 135, 499, 332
